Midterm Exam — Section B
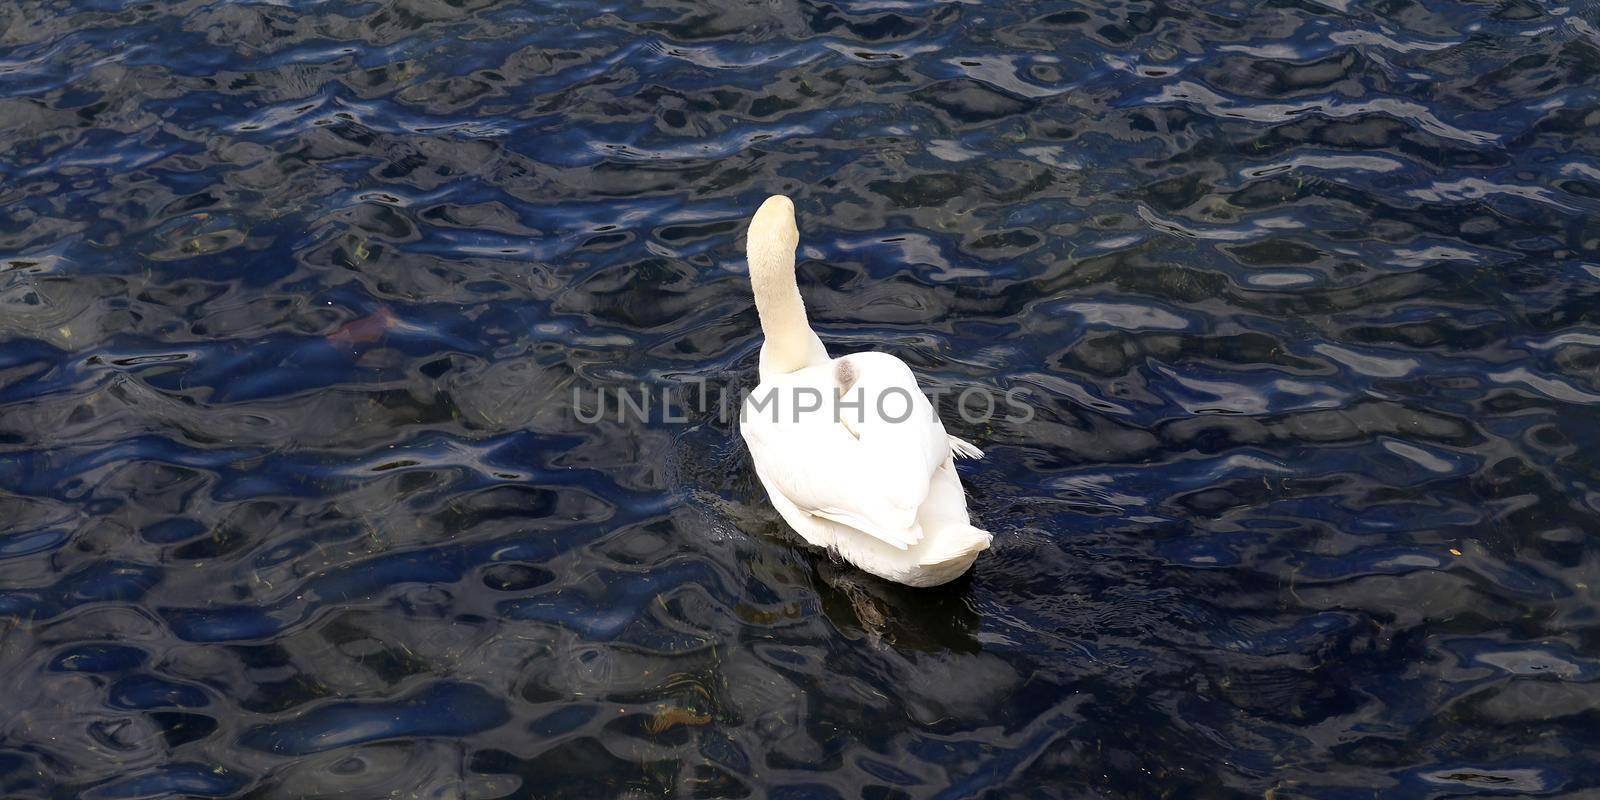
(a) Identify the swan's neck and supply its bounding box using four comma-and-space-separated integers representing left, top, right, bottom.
749, 244, 817, 374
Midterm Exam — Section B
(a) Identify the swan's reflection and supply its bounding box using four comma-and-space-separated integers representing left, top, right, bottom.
811, 555, 982, 653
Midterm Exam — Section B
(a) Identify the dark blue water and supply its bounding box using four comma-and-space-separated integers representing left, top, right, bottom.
4, 0, 1600, 797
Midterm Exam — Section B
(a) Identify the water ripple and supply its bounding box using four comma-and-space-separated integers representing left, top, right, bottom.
3, 0, 1600, 797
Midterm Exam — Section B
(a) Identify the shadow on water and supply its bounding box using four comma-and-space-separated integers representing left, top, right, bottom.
813, 562, 983, 654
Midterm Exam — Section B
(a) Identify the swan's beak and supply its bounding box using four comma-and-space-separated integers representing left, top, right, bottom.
749, 194, 799, 252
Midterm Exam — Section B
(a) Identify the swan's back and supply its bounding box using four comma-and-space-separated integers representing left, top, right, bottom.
741, 351, 990, 586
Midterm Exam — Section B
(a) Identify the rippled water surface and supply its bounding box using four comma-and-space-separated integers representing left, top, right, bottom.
4, 0, 1600, 797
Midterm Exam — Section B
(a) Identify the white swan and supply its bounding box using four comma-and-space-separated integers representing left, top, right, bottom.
738, 195, 993, 587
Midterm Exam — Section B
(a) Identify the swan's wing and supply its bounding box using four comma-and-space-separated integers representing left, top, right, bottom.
836, 352, 950, 509
741, 355, 948, 549
742, 412, 926, 548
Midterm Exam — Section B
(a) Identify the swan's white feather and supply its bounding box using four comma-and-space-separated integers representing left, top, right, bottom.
948, 436, 985, 460
741, 353, 946, 550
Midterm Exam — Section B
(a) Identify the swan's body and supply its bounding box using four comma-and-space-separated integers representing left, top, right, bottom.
738, 195, 992, 587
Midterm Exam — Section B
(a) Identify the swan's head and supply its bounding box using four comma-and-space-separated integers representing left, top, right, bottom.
747, 195, 799, 261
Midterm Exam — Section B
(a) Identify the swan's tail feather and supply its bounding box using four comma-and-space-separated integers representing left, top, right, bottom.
948, 436, 985, 460
916, 525, 992, 567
